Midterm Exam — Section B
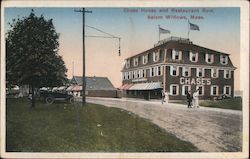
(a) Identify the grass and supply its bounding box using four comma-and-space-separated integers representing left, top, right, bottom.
6, 98, 199, 152
170, 98, 242, 110
199, 98, 242, 110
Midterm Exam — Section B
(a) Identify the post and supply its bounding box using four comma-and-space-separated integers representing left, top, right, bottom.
82, 8, 86, 106
74, 8, 92, 106
163, 49, 167, 92
158, 25, 160, 42
188, 20, 190, 39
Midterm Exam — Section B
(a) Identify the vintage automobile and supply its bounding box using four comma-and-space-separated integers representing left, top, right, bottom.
39, 90, 74, 104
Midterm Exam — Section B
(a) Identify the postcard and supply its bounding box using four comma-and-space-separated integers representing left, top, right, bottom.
1, 0, 249, 159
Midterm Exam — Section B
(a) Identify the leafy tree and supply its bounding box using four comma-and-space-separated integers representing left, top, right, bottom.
6, 10, 67, 107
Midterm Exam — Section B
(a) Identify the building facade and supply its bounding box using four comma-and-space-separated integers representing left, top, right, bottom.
120, 37, 236, 100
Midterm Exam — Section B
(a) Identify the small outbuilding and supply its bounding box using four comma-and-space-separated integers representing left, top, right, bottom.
67, 76, 117, 98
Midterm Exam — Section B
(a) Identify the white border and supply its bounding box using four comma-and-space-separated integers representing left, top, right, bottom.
1, 0, 249, 159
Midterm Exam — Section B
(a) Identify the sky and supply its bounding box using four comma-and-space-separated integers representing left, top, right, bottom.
4, 7, 240, 89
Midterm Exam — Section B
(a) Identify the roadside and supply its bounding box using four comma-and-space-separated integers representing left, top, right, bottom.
83, 97, 242, 152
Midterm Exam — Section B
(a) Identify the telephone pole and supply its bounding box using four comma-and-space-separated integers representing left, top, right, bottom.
74, 8, 92, 106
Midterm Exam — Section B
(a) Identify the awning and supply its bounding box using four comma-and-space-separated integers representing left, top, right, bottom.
72, 85, 82, 91
129, 82, 162, 90
66, 85, 74, 91
119, 83, 134, 90
57, 86, 66, 91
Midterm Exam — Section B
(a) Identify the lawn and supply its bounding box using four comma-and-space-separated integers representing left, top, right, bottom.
199, 98, 242, 110
170, 98, 242, 110
6, 98, 198, 152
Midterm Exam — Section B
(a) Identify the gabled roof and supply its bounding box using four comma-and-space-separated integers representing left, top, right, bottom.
71, 76, 116, 90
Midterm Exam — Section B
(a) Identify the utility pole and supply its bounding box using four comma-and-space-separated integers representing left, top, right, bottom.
74, 8, 92, 106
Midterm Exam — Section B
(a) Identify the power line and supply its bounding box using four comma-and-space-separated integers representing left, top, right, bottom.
86, 25, 119, 38
85, 25, 121, 56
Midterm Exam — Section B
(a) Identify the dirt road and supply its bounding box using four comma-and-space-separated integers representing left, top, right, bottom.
84, 97, 242, 152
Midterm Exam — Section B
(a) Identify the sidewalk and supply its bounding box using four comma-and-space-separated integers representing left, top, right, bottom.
77, 96, 242, 152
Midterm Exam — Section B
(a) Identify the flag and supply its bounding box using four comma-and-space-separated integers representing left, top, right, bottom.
189, 22, 200, 31
159, 27, 170, 34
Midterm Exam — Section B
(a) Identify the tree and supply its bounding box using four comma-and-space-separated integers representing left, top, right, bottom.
6, 10, 67, 107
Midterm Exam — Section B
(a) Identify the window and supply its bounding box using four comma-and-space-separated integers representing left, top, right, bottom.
133, 57, 138, 66
153, 51, 159, 62
172, 49, 182, 60
142, 54, 148, 64
211, 85, 219, 96
220, 55, 228, 65
211, 68, 219, 78
138, 70, 142, 78
196, 85, 204, 96
182, 67, 191, 77
133, 71, 137, 79
137, 70, 140, 78
223, 86, 231, 96
170, 84, 179, 96
123, 72, 126, 80
196, 68, 204, 77
170, 66, 179, 76
157, 66, 162, 76
126, 59, 130, 68
142, 69, 146, 78
205, 53, 214, 64
182, 85, 191, 96
190, 51, 198, 62
224, 70, 231, 79
150, 67, 155, 77
124, 72, 129, 80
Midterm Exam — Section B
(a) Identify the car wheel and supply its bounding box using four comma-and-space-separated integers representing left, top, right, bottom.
45, 96, 54, 104
69, 97, 74, 104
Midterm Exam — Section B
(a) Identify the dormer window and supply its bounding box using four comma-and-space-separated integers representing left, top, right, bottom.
196, 68, 204, 77
133, 57, 138, 66
153, 51, 159, 62
182, 67, 191, 77
142, 54, 148, 64
172, 49, 182, 60
190, 51, 198, 62
220, 55, 228, 65
205, 53, 214, 64
126, 59, 130, 68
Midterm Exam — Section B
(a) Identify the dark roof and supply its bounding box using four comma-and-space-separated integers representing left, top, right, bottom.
71, 76, 116, 90
125, 37, 230, 60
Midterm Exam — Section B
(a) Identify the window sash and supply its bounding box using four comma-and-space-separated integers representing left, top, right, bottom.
196, 85, 204, 96
206, 54, 214, 63
170, 84, 179, 96
211, 69, 218, 78
170, 66, 178, 76
182, 85, 190, 96
224, 70, 231, 79
182, 67, 190, 77
211, 86, 218, 95
223, 86, 231, 95
143, 55, 148, 64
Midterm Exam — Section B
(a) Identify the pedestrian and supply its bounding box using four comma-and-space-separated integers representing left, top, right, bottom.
164, 91, 169, 103
161, 90, 165, 104
186, 90, 192, 108
193, 89, 200, 108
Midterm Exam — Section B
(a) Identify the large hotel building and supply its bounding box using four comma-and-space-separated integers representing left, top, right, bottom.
120, 37, 236, 100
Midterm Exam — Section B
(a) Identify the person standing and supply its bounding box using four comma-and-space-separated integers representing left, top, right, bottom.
193, 89, 200, 108
164, 91, 169, 104
186, 90, 192, 108
161, 90, 165, 104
